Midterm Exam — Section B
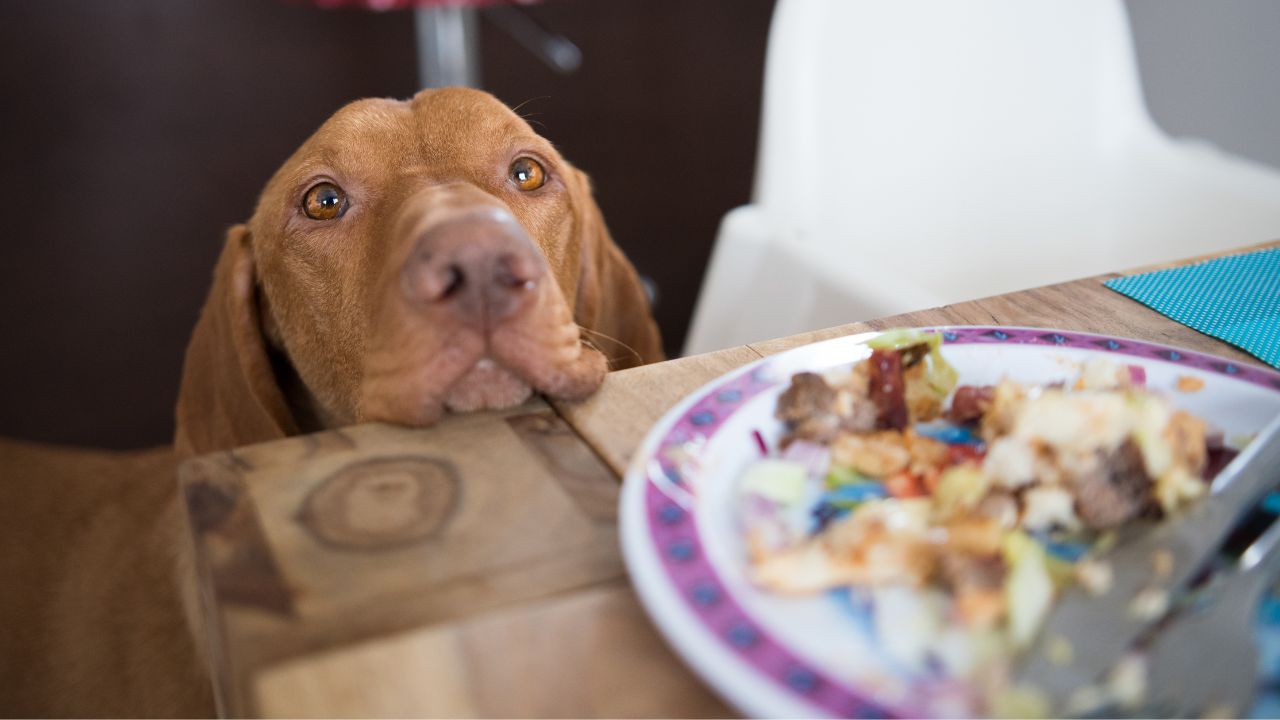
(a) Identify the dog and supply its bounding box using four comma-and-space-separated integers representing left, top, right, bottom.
0, 87, 663, 717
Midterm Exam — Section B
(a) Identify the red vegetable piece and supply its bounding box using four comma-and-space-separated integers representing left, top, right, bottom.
885, 471, 927, 498
1127, 364, 1147, 386
947, 443, 987, 466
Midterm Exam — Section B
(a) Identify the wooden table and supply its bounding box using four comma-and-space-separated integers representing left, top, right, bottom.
180, 241, 1276, 718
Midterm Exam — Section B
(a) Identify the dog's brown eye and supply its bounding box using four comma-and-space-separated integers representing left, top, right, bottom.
302, 182, 348, 220
509, 157, 546, 192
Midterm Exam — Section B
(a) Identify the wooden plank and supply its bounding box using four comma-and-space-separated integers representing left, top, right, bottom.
181, 454, 289, 718
506, 411, 619, 522
179, 400, 627, 717
551, 345, 764, 476
253, 582, 732, 719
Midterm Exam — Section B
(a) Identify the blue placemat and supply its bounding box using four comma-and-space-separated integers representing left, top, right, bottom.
1105, 247, 1280, 369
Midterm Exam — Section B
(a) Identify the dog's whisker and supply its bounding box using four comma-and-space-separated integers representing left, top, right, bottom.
578, 335, 603, 355
511, 95, 552, 118
576, 324, 643, 367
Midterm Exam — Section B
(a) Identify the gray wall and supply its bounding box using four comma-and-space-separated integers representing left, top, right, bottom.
1129, 0, 1280, 170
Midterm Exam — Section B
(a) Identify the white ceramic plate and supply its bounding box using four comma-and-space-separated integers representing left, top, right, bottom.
620, 326, 1280, 718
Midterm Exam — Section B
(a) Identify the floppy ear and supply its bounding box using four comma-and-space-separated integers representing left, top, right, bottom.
570, 171, 665, 369
174, 225, 297, 458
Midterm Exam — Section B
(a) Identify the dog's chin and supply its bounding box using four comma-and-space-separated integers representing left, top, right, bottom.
441, 358, 533, 413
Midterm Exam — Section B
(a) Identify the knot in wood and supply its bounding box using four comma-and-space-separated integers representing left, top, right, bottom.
299, 456, 459, 550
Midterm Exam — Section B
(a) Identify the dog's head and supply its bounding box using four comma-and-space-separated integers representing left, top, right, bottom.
175, 88, 662, 457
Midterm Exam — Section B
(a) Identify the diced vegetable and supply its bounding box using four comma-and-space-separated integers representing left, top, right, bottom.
824, 464, 869, 489
821, 482, 888, 508
866, 327, 937, 351
931, 626, 1005, 679
989, 685, 1051, 719
932, 465, 990, 519
1002, 532, 1055, 648
740, 460, 808, 505
884, 471, 927, 498
780, 439, 831, 477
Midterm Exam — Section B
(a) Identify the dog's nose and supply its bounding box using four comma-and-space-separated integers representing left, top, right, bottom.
400, 212, 545, 325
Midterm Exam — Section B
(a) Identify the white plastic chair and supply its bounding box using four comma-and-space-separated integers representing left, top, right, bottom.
683, 0, 1280, 356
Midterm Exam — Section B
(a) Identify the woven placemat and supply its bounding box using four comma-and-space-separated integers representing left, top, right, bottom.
1105, 247, 1280, 369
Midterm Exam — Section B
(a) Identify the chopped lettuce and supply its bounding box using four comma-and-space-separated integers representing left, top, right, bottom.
866, 327, 937, 351
1002, 531, 1055, 648
740, 459, 808, 505
824, 464, 871, 489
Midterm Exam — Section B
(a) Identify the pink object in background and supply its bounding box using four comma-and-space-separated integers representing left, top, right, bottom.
295, 0, 555, 89
303, 0, 536, 9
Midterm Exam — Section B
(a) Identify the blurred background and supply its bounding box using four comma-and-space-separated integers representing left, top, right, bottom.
1, 0, 1278, 449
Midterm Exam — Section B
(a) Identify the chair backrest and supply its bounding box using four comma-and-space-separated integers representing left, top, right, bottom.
684, 0, 1280, 356
754, 0, 1162, 235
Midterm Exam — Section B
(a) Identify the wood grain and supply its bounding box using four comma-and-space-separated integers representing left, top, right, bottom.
253, 582, 731, 719
551, 345, 763, 476
506, 411, 621, 522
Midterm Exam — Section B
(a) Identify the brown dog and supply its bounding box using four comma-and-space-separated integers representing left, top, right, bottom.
0, 87, 662, 717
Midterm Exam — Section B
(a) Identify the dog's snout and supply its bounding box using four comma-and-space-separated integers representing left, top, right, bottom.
401, 213, 545, 325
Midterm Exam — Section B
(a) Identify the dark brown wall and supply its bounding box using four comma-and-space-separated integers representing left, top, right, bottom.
0, 0, 774, 449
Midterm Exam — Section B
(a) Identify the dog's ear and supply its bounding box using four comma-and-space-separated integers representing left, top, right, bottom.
570, 171, 665, 369
174, 224, 297, 458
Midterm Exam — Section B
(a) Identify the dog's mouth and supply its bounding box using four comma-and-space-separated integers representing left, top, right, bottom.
441, 357, 532, 413
358, 326, 608, 427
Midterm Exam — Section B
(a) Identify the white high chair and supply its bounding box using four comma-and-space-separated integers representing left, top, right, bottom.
683, 0, 1280, 356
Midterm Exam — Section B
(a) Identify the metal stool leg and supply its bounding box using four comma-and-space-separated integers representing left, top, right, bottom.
414, 5, 479, 88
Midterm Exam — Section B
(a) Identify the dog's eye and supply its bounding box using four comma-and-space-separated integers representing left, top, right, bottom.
509, 157, 546, 192
302, 182, 348, 220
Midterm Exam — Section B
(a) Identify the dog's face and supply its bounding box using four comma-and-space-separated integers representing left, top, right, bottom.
176, 88, 662, 453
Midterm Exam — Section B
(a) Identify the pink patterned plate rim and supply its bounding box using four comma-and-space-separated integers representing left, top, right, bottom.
618, 326, 1280, 718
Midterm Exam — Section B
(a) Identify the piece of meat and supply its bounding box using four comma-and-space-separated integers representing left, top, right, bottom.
868, 349, 908, 430
1166, 409, 1208, 479
947, 385, 996, 424
937, 550, 1009, 627
776, 372, 840, 444
1067, 439, 1156, 530
837, 391, 878, 433
906, 431, 949, 474
776, 372, 834, 424
937, 549, 1007, 593
831, 430, 911, 477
